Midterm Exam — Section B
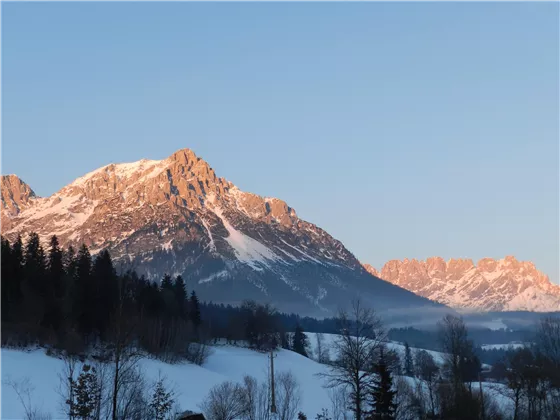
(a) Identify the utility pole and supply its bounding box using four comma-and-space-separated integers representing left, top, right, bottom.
479, 372, 485, 420
270, 349, 277, 414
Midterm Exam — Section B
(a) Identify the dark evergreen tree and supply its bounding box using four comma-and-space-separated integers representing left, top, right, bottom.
74, 244, 94, 338
367, 347, 396, 420
10, 234, 25, 301
404, 341, 414, 377
47, 235, 65, 297
173, 275, 188, 319
43, 235, 66, 331
24, 232, 47, 295
63, 245, 77, 280
189, 290, 201, 329
149, 378, 174, 420
292, 324, 309, 357
161, 273, 173, 290
1, 237, 15, 321
91, 249, 117, 339
68, 364, 100, 420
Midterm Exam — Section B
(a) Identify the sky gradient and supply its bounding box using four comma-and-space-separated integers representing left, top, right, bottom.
2, 2, 559, 284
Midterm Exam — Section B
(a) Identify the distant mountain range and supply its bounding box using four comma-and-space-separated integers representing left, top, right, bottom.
363, 257, 560, 312
1, 148, 442, 319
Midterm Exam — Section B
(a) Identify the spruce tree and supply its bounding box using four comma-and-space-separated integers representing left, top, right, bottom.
292, 324, 309, 357
24, 232, 47, 295
368, 347, 396, 420
1, 237, 14, 320
149, 377, 174, 420
48, 236, 65, 296
11, 235, 25, 302
92, 249, 117, 339
189, 291, 201, 329
75, 244, 93, 338
161, 273, 173, 290
43, 235, 65, 330
173, 275, 188, 319
404, 341, 414, 377
68, 364, 100, 420
64, 245, 77, 280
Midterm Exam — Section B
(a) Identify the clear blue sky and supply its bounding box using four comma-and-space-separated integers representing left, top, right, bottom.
2, 2, 559, 284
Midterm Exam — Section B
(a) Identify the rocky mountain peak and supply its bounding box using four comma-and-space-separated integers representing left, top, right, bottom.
362, 257, 560, 312
1, 175, 38, 217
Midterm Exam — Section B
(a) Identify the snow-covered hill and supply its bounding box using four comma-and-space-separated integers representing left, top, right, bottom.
1, 346, 333, 419
1, 342, 513, 420
363, 257, 560, 312
304, 332, 447, 366
1, 148, 442, 317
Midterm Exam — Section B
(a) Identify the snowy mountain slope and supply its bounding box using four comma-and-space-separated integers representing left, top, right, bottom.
363, 257, 560, 312
1, 148, 444, 317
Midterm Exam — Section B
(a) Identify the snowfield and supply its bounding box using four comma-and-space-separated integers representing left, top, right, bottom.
1, 337, 514, 419
1, 345, 333, 419
304, 332, 447, 366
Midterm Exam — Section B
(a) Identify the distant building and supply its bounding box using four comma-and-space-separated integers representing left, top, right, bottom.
176, 411, 206, 420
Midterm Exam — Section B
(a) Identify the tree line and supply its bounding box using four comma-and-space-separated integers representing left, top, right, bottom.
1, 232, 313, 360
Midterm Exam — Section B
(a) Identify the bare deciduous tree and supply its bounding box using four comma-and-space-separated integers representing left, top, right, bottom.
200, 381, 247, 420
320, 299, 386, 420
276, 371, 302, 420
328, 386, 350, 420
4, 376, 52, 420
315, 332, 330, 364
414, 350, 439, 418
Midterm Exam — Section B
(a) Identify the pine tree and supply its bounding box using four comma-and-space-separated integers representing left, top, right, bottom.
292, 324, 309, 357
64, 245, 77, 280
24, 232, 47, 295
367, 347, 396, 420
44, 235, 65, 330
8, 235, 23, 306
48, 235, 65, 297
1, 237, 15, 320
404, 341, 414, 377
75, 244, 93, 338
68, 364, 100, 420
173, 275, 188, 319
189, 291, 201, 329
161, 273, 173, 290
92, 249, 117, 339
149, 377, 174, 420
298, 412, 308, 420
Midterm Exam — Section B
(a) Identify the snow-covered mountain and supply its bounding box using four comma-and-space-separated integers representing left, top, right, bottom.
363, 257, 560, 312
1, 148, 443, 317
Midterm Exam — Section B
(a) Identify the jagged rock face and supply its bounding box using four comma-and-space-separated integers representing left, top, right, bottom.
363, 257, 560, 312
1, 175, 37, 222
1, 148, 441, 317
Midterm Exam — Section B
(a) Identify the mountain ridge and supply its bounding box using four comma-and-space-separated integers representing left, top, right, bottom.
363, 256, 560, 312
1, 148, 443, 318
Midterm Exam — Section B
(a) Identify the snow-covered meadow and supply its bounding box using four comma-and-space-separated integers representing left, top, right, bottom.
1, 345, 334, 419
2, 334, 516, 419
